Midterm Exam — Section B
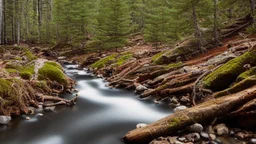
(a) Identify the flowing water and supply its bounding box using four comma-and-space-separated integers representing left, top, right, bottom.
0, 64, 172, 144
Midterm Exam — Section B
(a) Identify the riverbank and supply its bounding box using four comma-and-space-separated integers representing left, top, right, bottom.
0, 46, 77, 121
68, 34, 256, 144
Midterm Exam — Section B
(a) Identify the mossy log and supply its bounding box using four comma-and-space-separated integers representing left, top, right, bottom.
123, 85, 256, 144
159, 83, 194, 99
213, 75, 256, 97
141, 73, 199, 98
203, 49, 256, 91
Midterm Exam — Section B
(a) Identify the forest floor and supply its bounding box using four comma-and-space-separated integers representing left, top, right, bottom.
1, 33, 256, 144
65, 33, 256, 144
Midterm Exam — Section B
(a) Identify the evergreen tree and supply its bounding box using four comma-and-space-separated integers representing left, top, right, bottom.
93, 0, 130, 52
144, 0, 173, 48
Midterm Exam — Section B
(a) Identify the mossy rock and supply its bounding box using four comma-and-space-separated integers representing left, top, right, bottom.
153, 41, 199, 65
237, 67, 256, 81
38, 63, 68, 87
45, 61, 63, 70
203, 50, 256, 91
116, 52, 133, 66
24, 49, 37, 61
91, 53, 118, 69
165, 62, 183, 70
20, 71, 32, 80
152, 51, 166, 64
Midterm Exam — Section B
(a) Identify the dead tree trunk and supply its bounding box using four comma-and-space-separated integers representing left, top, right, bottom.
123, 86, 256, 144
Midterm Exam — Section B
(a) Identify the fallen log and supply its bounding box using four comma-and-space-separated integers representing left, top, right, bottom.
123, 85, 256, 144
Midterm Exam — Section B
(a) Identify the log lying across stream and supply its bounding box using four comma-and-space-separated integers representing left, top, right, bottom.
123, 85, 256, 144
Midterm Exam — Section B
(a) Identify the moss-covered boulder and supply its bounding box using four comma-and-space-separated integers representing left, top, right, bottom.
91, 52, 133, 69
152, 40, 200, 65
38, 62, 68, 87
91, 54, 118, 69
237, 66, 256, 81
116, 52, 133, 66
203, 50, 256, 91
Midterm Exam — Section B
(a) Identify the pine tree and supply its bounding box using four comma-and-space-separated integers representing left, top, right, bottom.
144, 0, 173, 48
94, 0, 130, 52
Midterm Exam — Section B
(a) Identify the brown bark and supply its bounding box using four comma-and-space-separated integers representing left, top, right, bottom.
123, 86, 256, 144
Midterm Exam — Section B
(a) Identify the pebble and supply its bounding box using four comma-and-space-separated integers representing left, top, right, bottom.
171, 97, 179, 104
178, 137, 186, 142
35, 113, 43, 117
200, 132, 216, 141
214, 123, 229, 136
174, 105, 187, 113
175, 141, 184, 144
44, 106, 55, 112
180, 96, 190, 103
249, 138, 256, 144
189, 123, 203, 133
25, 117, 30, 120
169, 103, 180, 108
136, 123, 147, 129
189, 133, 201, 142
201, 132, 210, 139
0, 116, 11, 125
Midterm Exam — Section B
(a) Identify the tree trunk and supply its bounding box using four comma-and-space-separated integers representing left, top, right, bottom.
213, 0, 220, 45
123, 86, 256, 144
192, 3, 203, 51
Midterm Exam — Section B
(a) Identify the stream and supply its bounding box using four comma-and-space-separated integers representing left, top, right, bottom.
0, 64, 172, 144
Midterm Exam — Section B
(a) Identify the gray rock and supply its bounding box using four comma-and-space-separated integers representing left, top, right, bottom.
0, 116, 11, 125
178, 137, 186, 142
180, 96, 190, 103
174, 105, 187, 113
214, 123, 229, 136
44, 106, 55, 112
200, 132, 210, 139
188, 133, 201, 142
209, 134, 216, 140
175, 141, 184, 144
169, 103, 180, 108
171, 97, 179, 104
249, 138, 256, 144
136, 84, 148, 92
144, 64, 150, 67
136, 123, 147, 129
35, 113, 44, 117
57, 56, 66, 60
190, 123, 203, 133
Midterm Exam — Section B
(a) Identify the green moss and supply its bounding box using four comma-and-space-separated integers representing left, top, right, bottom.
237, 67, 256, 81
168, 117, 182, 127
91, 53, 118, 69
152, 51, 166, 64
38, 63, 68, 87
203, 51, 256, 91
165, 62, 183, 70
116, 52, 133, 66
18, 65, 34, 80
0, 79, 12, 96
20, 71, 32, 80
45, 61, 63, 70
5, 68, 18, 74
14, 56, 22, 61
214, 75, 256, 97
24, 49, 37, 61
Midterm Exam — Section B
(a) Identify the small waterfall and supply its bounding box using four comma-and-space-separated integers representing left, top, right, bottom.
0, 0, 2, 44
